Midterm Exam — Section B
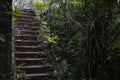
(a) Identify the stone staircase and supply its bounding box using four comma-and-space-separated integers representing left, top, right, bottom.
12, 9, 53, 80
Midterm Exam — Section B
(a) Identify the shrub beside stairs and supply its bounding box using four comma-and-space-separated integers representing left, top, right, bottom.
12, 9, 54, 80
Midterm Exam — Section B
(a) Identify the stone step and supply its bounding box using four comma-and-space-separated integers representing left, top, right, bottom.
15, 30, 39, 33
15, 22, 34, 26
15, 52, 47, 58
15, 22, 40, 26
15, 46, 40, 52
13, 26, 39, 31
15, 46, 39, 49
27, 74, 53, 80
18, 65, 51, 69
18, 15, 34, 19
22, 9, 35, 14
15, 35, 38, 40
21, 12, 36, 16
16, 59, 48, 66
18, 66, 52, 74
15, 52, 47, 57
13, 24, 39, 28
15, 30, 39, 35
15, 40, 39, 46
15, 52, 40, 54
15, 58, 47, 61
15, 48, 40, 52
15, 43, 39, 46
15, 40, 38, 43
14, 22, 40, 26
26, 73, 50, 77
17, 18, 33, 22
16, 58, 49, 66
16, 21, 40, 25
15, 35, 38, 37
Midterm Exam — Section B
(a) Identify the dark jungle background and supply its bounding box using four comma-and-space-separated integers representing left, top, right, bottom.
0, 0, 120, 80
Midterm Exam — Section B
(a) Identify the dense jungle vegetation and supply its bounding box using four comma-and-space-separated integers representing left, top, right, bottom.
42, 0, 120, 80
0, 0, 120, 80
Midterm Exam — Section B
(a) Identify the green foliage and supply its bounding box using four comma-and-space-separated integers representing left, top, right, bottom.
112, 36, 120, 49
12, 6, 21, 22
0, 34, 5, 42
38, 21, 58, 44
46, 34, 58, 43
32, 1, 48, 14
59, 64, 75, 80
40, 0, 120, 80
12, 64, 31, 80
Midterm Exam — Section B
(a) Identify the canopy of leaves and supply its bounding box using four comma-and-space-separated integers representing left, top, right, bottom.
32, 1, 48, 14
12, 6, 21, 22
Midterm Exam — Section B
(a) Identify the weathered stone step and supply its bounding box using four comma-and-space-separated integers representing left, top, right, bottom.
26, 73, 50, 77
22, 9, 35, 14
15, 38, 38, 41
15, 52, 47, 58
15, 45, 48, 52
15, 22, 40, 27
15, 48, 40, 52
15, 30, 39, 35
13, 25, 39, 28
21, 12, 36, 16
15, 46, 40, 52
15, 52, 40, 54
15, 35, 38, 37
15, 21, 40, 26
15, 35, 38, 40
27, 74, 53, 80
15, 21, 40, 25
15, 40, 39, 46
15, 43, 39, 46
15, 46, 39, 49
13, 26, 39, 31
15, 22, 34, 26
18, 65, 52, 74
17, 18, 33, 22
18, 15, 34, 19
15, 58, 47, 61
14, 24, 40, 28
15, 51, 46, 54
18, 65, 51, 69
16, 59, 48, 66
15, 53, 46, 58
15, 30, 39, 33
16, 58, 49, 65
15, 40, 38, 43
